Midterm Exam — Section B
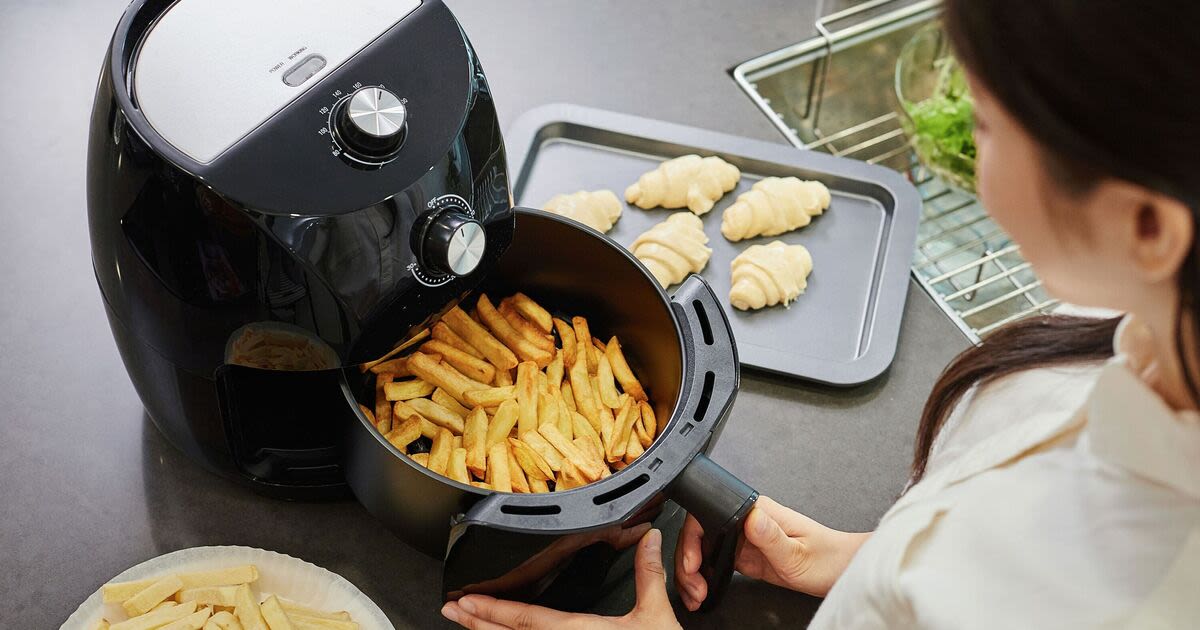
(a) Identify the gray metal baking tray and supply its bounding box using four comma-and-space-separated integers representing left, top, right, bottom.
506, 104, 921, 385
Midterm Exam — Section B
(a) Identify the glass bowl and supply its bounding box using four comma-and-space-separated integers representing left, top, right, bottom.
895, 25, 977, 193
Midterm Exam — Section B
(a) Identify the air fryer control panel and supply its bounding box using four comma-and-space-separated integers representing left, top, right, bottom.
322, 83, 410, 168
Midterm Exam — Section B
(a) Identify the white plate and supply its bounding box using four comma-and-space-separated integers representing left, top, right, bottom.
61, 545, 394, 629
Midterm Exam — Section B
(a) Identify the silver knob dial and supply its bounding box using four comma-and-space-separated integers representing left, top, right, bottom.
346, 87, 407, 137
446, 222, 487, 276
333, 86, 408, 162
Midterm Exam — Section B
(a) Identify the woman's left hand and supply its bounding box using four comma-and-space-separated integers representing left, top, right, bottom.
440, 529, 682, 630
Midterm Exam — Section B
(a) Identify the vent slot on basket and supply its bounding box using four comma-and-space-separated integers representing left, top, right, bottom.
593, 474, 650, 505
692, 300, 714, 345
501, 503, 562, 516
693, 371, 715, 422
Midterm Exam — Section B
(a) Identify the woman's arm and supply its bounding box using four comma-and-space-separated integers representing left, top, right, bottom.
675, 496, 870, 610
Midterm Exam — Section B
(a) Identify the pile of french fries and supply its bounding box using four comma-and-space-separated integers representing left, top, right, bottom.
361, 292, 660, 492
96, 565, 357, 630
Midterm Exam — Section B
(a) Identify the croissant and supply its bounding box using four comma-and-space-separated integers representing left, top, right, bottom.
625, 154, 740, 215
720, 177, 831, 242
729, 241, 813, 311
542, 190, 622, 233
630, 213, 712, 288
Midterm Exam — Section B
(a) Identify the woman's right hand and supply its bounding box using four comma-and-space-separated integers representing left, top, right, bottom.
673, 496, 870, 611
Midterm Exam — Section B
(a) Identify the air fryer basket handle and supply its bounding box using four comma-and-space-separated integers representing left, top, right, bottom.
667, 274, 757, 612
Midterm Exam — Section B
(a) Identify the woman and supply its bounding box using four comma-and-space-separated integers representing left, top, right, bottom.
442, 1, 1200, 627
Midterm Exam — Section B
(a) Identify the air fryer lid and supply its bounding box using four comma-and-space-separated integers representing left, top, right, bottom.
133, 0, 421, 164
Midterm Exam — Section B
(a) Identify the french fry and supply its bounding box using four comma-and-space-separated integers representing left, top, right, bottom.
639, 401, 658, 440
634, 404, 653, 449
110, 601, 197, 630
537, 391, 560, 430
357, 404, 376, 428
431, 388, 470, 419
470, 481, 492, 490
529, 478, 550, 493
606, 337, 648, 401
393, 401, 440, 439
104, 579, 156, 603
432, 321, 484, 360
422, 339, 496, 384
571, 317, 599, 374
487, 443, 512, 492
552, 318, 577, 366
516, 361, 539, 436
625, 429, 645, 464
554, 389, 573, 439
538, 424, 604, 481
599, 405, 616, 461
287, 615, 359, 630
448, 447, 471, 484
568, 340, 601, 430
177, 586, 238, 608
274, 601, 350, 623
177, 566, 259, 589
611, 460, 629, 472
560, 381, 576, 412
406, 352, 488, 406
511, 292, 553, 333
500, 299, 556, 352
572, 411, 603, 456
608, 396, 637, 462
124, 575, 183, 617
407, 398, 465, 434
477, 294, 553, 367
148, 610, 206, 630
556, 458, 586, 491
509, 438, 554, 481
373, 373, 394, 434
410, 452, 430, 468
507, 448, 531, 493
428, 428, 453, 475
464, 385, 515, 408
258, 596, 294, 630
519, 430, 563, 471
443, 306, 518, 370
152, 602, 177, 612
384, 415, 421, 451
486, 399, 520, 449
234, 584, 268, 630
544, 350, 564, 390
383, 379, 435, 402
453, 434, 463, 450
368, 357, 412, 377
575, 436, 605, 469
596, 355, 622, 409
494, 368, 514, 387
463, 407, 489, 477
593, 337, 607, 354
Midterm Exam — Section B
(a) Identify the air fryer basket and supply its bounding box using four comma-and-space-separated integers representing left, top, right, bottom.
343, 209, 756, 611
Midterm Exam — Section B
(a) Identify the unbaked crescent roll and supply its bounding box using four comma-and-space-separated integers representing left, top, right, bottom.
542, 190, 623, 233
630, 213, 712, 288
721, 177, 831, 242
729, 241, 813, 311
625, 154, 740, 215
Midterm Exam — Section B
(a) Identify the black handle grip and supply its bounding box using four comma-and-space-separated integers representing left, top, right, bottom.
669, 453, 758, 612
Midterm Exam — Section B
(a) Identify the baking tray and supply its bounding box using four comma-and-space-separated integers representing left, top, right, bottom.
506, 104, 921, 385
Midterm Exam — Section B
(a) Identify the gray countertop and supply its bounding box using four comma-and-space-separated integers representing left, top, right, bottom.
0, 1, 968, 627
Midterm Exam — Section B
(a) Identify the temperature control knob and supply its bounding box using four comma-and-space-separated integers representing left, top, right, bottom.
333, 86, 408, 161
419, 211, 487, 277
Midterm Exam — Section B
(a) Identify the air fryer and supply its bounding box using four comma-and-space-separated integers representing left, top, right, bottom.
89, 0, 512, 497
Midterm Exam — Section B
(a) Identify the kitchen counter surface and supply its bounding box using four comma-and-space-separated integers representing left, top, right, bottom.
0, 1, 968, 627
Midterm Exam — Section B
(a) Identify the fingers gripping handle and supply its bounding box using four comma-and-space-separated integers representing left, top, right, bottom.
671, 453, 758, 612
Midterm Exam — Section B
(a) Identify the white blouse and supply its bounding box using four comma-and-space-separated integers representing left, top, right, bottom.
810, 317, 1200, 629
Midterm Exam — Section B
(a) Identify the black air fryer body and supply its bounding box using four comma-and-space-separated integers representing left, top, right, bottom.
88, 0, 513, 497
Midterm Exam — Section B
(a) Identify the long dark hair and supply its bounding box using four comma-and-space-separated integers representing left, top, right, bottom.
912, 1, 1200, 481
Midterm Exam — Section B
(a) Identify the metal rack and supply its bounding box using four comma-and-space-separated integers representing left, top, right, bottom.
732, 0, 1058, 341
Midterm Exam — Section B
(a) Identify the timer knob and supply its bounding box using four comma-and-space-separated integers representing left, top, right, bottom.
333, 86, 407, 161
420, 211, 487, 277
